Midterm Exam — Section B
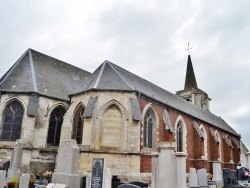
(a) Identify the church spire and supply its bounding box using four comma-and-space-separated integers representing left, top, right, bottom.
176, 44, 211, 111
184, 55, 198, 90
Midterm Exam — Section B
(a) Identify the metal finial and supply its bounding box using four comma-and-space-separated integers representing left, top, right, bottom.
185, 42, 193, 55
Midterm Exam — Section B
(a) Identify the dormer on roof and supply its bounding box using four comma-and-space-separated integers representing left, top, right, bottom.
176, 55, 211, 111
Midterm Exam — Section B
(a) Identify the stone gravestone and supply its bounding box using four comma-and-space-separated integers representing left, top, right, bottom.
91, 158, 105, 188
52, 140, 81, 188
19, 174, 30, 188
7, 139, 23, 181
118, 184, 140, 188
0, 170, 6, 188
189, 168, 198, 187
197, 168, 208, 187
222, 168, 238, 187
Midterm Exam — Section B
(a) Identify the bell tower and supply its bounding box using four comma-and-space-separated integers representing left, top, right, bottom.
176, 45, 211, 111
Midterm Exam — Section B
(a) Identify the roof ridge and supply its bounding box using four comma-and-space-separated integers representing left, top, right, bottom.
107, 61, 134, 90
0, 49, 29, 86
28, 49, 38, 92
92, 61, 107, 89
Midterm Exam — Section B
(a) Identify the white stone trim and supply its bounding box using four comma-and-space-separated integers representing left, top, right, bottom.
174, 115, 187, 153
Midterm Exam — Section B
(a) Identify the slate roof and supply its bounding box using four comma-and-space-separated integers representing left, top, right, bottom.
0, 49, 240, 137
0, 49, 90, 101
73, 60, 240, 137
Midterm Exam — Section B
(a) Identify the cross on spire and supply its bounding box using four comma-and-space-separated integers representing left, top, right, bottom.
185, 42, 193, 55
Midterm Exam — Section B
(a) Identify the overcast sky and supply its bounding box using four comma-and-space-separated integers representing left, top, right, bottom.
1, 0, 250, 150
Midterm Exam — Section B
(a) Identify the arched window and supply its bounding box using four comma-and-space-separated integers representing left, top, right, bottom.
0, 100, 24, 141
72, 105, 84, 144
176, 121, 184, 152
47, 106, 66, 146
200, 125, 207, 158
143, 108, 156, 148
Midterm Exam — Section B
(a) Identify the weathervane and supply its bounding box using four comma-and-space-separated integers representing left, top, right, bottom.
185, 42, 193, 55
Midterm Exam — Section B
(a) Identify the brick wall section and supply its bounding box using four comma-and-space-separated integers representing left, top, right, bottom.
138, 95, 241, 173
222, 139, 231, 162
140, 155, 152, 173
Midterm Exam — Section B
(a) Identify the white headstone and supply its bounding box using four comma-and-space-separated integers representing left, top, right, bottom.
0, 170, 6, 188
104, 168, 112, 188
197, 168, 208, 186
19, 174, 30, 188
212, 162, 222, 182
52, 140, 80, 188
189, 168, 198, 187
7, 139, 23, 181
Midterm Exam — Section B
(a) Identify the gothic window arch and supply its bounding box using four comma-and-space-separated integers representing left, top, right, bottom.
0, 100, 24, 141
47, 105, 66, 146
176, 121, 184, 152
200, 125, 207, 158
215, 130, 222, 159
143, 107, 156, 149
175, 116, 187, 153
72, 104, 84, 144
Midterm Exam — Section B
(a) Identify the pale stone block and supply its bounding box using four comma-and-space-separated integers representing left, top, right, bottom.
0, 170, 6, 188
212, 162, 222, 182
189, 168, 198, 187
197, 168, 208, 186
155, 142, 176, 188
175, 152, 187, 188
19, 174, 30, 188
52, 140, 80, 188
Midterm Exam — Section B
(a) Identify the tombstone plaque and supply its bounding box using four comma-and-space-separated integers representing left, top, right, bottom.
222, 168, 238, 187
91, 158, 104, 188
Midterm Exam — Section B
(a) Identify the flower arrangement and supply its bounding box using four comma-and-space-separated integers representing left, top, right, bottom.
7, 181, 15, 187
29, 178, 35, 185
7, 176, 19, 187
43, 171, 52, 180
242, 171, 249, 179
207, 173, 213, 180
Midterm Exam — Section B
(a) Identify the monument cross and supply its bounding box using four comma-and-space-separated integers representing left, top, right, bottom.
185, 42, 193, 55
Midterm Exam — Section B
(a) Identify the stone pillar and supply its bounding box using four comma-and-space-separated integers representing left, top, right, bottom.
175, 152, 187, 188
7, 139, 23, 181
151, 152, 159, 188
155, 142, 176, 188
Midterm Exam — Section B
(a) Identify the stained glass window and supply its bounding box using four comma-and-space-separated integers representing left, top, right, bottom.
47, 106, 66, 146
177, 122, 183, 152
72, 105, 84, 144
143, 108, 155, 148
0, 100, 24, 141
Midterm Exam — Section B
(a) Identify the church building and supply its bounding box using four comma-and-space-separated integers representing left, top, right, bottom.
0, 49, 245, 182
